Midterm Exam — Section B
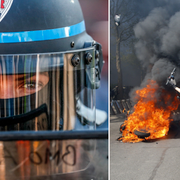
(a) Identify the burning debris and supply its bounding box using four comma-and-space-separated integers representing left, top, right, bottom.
118, 2, 180, 143
118, 80, 179, 143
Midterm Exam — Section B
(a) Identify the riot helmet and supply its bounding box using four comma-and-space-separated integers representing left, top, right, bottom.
0, 0, 104, 131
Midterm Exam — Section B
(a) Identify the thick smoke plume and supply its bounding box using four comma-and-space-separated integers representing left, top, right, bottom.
130, 1, 180, 103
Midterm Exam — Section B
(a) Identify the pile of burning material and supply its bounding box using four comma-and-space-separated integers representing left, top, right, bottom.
118, 80, 180, 143
117, 3, 180, 143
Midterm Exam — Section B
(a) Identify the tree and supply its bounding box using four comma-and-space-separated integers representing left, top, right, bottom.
110, 0, 139, 99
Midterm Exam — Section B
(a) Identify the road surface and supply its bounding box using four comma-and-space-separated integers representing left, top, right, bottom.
110, 114, 180, 180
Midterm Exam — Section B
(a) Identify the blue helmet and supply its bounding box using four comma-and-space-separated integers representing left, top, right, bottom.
0, 0, 104, 131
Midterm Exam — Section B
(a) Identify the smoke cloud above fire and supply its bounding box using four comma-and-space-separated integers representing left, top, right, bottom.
130, 1, 180, 102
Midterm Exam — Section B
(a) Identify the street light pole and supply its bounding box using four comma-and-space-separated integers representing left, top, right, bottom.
114, 14, 123, 99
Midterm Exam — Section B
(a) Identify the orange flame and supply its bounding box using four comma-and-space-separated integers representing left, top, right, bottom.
120, 80, 179, 143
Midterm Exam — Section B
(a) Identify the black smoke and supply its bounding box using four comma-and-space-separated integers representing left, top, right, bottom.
130, 1, 180, 103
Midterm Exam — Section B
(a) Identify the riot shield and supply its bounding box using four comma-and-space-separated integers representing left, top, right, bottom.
0, 130, 108, 180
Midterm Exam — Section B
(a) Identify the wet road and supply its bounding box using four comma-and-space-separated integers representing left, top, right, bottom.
110, 114, 180, 180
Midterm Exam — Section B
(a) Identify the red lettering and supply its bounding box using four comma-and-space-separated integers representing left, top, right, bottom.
1, 0, 4, 9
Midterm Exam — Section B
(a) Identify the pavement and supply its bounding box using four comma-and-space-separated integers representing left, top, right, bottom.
110, 114, 180, 180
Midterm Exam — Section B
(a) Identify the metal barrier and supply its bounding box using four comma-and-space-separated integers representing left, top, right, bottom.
110, 99, 133, 115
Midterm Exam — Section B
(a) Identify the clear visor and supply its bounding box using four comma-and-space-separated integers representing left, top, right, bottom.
0, 48, 96, 131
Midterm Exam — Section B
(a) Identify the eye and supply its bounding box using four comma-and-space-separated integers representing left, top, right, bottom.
24, 83, 36, 89
23, 81, 43, 90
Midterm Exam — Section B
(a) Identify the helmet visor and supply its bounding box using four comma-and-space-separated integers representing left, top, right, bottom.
0, 48, 96, 131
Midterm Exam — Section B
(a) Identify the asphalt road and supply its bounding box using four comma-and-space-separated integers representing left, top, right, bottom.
110, 114, 180, 180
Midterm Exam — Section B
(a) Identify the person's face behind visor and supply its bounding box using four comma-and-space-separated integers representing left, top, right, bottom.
0, 72, 49, 99
0, 51, 97, 131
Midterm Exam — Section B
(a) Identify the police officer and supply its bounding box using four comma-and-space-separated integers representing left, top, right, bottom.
0, 0, 105, 131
